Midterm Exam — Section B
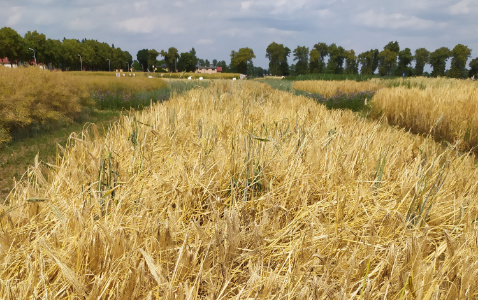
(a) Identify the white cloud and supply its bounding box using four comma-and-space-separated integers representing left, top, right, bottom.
67, 18, 98, 31
354, 9, 444, 30
1, 0, 477, 67
450, 0, 471, 15
240, 1, 252, 10
315, 9, 333, 18
116, 18, 158, 34
196, 39, 215, 45
2, 7, 23, 26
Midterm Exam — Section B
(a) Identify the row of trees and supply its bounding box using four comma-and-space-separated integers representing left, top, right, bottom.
2, 27, 477, 78
0, 27, 132, 71
135, 41, 478, 78
135, 47, 230, 73
267, 41, 478, 78
135, 46, 262, 75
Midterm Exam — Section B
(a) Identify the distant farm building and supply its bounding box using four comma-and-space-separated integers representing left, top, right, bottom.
0, 57, 17, 68
1, 57, 44, 69
196, 66, 222, 74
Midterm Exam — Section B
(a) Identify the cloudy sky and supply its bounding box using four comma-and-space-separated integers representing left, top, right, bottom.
1, 0, 477, 68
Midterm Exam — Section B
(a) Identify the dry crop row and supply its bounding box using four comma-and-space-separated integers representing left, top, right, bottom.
292, 77, 478, 152
292, 79, 383, 97
1, 81, 478, 298
370, 78, 478, 152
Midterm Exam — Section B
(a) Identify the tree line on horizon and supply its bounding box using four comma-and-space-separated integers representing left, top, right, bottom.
274, 41, 478, 79
1, 27, 477, 78
0, 27, 133, 71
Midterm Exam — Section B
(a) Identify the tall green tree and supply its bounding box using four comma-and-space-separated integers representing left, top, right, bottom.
147, 49, 159, 71
396, 48, 413, 76
43, 38, 62, 69
23, 30, 47, 64
312, 42, 328, 73
60, 38, 82, 70
136, 49, 149, 71
326, 43, 345, 74
144, 49, 159, 71
160, 47, 179, 72
110, 47, 131, 71
280, 47, 291, 76
358, 49, 379, 75
309, 49, 321, 74
80, 39, 112, 71
293, 45, 309, 75
378, 42, 399, 76
177, 48, 198, 72
384, 41, 400, 53
414, 48, 429, 76
0, 27, 25, 63
378, 49, 398, 76
344, 49, 358, 74
371, 49, 380, 74
266, 42, 290, 76
429, 47, 451, 77
217, 60, 229, 73
230, 47, 255, 75
469, 57, 478, 78
448, 44, 471, 78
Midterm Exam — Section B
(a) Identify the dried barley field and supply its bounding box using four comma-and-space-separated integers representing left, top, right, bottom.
1, 80, 478, 299
292, 80, 383, 97
370, 77, 478, 152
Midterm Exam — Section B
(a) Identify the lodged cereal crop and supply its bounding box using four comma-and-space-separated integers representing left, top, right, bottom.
371, 77, 478, 152
1, 81, 478, 298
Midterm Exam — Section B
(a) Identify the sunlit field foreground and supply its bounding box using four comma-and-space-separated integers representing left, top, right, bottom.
2, 81, 478, 298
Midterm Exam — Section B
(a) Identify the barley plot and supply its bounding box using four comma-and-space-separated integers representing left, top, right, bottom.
370, 77, 478, 152
1, 81, 478, 298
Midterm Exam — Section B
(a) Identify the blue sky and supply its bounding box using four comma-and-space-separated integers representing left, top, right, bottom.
1, 0, 477, 68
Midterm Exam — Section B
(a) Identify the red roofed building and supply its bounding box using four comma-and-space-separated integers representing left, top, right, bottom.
0, 57, 18, 68
196, 66, 223, 74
